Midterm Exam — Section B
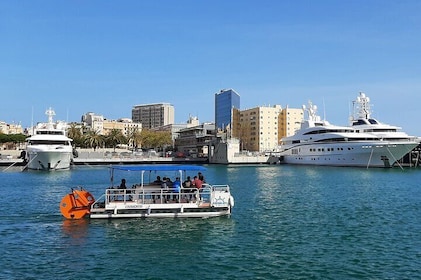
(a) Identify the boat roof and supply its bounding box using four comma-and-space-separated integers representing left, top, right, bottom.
110, 165, 206, 172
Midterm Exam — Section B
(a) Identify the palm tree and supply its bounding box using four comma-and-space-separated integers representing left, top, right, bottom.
84, 129, 104, 151
106, 129, 126, 151
67, 123, 83, 147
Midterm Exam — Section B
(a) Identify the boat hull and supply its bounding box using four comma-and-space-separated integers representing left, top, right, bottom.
26, 147, 73, 170
89, 205, 231, 219
280, 141, 418, 167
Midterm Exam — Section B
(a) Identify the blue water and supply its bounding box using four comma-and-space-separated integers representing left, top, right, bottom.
0, 165, 420, 279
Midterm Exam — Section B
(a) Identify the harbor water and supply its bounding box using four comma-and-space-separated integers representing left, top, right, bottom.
0, 164, 420, 279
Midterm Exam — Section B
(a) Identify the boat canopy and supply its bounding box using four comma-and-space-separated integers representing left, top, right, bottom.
110, 165, 206, 172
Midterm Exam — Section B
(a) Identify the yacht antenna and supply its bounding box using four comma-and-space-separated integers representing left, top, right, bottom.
31, 106, 34, 135
348, 98, 352, 124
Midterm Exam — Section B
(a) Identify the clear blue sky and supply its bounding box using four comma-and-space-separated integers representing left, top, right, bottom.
1, 0, 420, 135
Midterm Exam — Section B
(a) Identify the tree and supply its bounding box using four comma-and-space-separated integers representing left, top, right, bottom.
0, 133, 27, 150
140, 130, 172, 151
67, 123, 83, 147
127, 127, 142, 150
83, 130, 104, 151
106, 129, 126, 151
0, 133, 26, 144
155, 131, 172, 151
140, 129, 154, 149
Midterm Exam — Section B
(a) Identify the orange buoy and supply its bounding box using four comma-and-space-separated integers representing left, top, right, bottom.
60, 188, 95, 219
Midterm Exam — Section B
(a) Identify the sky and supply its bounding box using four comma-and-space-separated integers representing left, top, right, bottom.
1, 0, 421, 136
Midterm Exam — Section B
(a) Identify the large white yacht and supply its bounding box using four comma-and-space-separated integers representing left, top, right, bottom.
25, 108, 73, 170
278, 96, 419, 168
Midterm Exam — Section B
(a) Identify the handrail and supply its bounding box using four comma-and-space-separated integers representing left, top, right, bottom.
104, 187, 202, 204
92, 183, 232, 210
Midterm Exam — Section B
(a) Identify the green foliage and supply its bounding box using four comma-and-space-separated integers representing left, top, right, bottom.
83, 130, 105, 150
106, 129, 126, 151
65, 126, 171, 151
127, 127, 142, 149
67, 123, 84, 147
0, 133, 27, 144
140, 130, 172, 150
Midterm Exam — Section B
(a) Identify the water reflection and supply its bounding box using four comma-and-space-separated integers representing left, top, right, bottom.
61, 218, 90, 244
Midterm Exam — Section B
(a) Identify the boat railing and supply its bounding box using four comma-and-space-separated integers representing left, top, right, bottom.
100, 186, 207, 205
90, 183, 231, 209
91, 194, 107, 209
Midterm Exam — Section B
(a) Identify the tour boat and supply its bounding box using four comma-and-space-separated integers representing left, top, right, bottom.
25, 108, 73, 170
278, 96, 419, 168
60, 165, 234, 219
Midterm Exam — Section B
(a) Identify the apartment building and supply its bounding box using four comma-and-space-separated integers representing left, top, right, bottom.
132, 103, 174, 129
238, 105, 282, 152
278, 107, 304, 137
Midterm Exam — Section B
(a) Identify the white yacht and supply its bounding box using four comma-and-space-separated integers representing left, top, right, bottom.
25, 108, 73, 170
278, 97, 419, 168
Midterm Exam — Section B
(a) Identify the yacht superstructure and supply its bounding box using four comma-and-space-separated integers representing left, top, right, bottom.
25, 108, 73, 170
350, 92, 418, 142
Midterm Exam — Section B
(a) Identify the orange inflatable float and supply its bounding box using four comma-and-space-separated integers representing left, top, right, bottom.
60, 188, 95, 219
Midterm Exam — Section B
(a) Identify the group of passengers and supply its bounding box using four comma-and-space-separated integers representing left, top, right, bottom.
116, 172, 205, 193
151, 172, 205, 192
113, 172, 206, 202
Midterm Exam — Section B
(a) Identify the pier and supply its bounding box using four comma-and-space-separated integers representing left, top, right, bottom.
0, 148, 208, 168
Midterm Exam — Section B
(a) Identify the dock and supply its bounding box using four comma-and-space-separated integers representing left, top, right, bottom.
0, 148, 208, 168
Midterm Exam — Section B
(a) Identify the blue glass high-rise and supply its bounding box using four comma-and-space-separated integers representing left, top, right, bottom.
215, 89, 240, 131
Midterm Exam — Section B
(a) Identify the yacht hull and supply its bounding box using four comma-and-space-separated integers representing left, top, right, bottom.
281, 141, 418, 168
26, 147, 73, 170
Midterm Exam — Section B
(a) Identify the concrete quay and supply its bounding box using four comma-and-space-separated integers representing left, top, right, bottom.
0, 148, 274, 168
0, 148, 208, 167
72, 149, 208, 165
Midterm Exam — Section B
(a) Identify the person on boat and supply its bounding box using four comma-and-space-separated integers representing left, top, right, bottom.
153, 176, 162, 185
165, 177, 173, 187
119, 179, 127, 189
173, 177, 181, 193
116, 178, 127, 201
193, 175, 203, 189
183, 176, 192, 188
198, 172, 205, 183
161, 177, 168, 190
